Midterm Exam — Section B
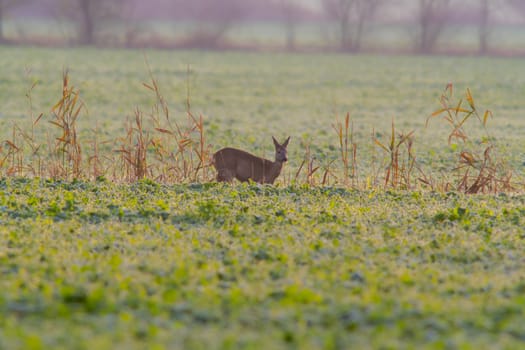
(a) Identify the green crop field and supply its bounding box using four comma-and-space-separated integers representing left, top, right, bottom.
2, 180, 525, 349
1, 47, 525, 349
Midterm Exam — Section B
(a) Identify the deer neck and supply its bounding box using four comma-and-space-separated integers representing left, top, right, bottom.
270, 159, 283, 175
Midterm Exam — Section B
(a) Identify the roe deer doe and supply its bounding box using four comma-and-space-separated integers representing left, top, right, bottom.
212, 136, 290, 184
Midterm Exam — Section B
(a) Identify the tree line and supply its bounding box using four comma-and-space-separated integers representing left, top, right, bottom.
1, 0, 525, 54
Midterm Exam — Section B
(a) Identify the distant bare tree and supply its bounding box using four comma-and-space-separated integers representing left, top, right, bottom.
323, 0, 383, 52
280, 0, 297, 51
56, 0, 128, 45
0, 0, 32, 43
323, 0, 352, 50
479, 0, 490, 54
416, 0, 451, 53
170, 0, 244, 49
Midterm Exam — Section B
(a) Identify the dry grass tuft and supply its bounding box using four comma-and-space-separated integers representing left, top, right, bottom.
0, 70, 520, 194
426, 83, 518, 194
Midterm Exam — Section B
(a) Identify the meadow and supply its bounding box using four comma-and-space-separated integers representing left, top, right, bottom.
1, 47, 525, 348
2, 47, 525, 185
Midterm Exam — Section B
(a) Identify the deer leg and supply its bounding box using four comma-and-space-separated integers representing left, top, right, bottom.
216, 169, 234, 183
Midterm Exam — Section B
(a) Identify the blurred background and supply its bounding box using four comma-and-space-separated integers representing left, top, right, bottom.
2, 0, 525, 56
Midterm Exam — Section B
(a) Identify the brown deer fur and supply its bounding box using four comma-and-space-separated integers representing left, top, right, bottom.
212, 136, 290, 184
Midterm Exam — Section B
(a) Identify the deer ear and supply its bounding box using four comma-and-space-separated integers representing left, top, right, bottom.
272, 136, 278, 146
283, 136, 290, 147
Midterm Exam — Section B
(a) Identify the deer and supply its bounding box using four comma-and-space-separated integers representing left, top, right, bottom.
212, 136, 290, 184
